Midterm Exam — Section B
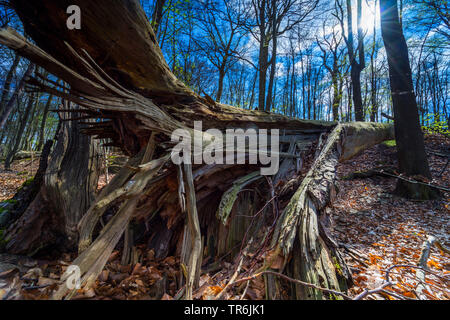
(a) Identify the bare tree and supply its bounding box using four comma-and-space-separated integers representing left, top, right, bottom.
246, 0, 318, 111
335, 0, 366, 121
317, 21, 346, 121
193, 0, 246, 102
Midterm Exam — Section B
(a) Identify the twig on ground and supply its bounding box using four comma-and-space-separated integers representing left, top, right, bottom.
438, 159, 449, 178
353, 282, 392, 300
215, 239, 253, 300
416, 236, 449, 299
232, 270, 353, 300
379, 170, 450, 192
240, 280, 251, 300
339, 243, 369, 267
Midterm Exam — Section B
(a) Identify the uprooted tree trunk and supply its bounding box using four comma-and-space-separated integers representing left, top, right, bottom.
0, 0, 395, 299
3, 102, 100, 255
268, 123, 394, 299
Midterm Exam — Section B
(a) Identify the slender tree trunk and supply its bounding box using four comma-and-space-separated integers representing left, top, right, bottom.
380, 0, 440, 200
332, 73, 340, 121
265, 1, 278, 112
249, 73, 257, 109
346, 0, 364, 121
37, 94, 54, 150
258, 39, 269, 111
21, 92, 41, 151
4, 93, 37, 170
151, 0, 166, 35
0, 54, 20, 111
216, 68, 225, 102
0, 63, 34, 130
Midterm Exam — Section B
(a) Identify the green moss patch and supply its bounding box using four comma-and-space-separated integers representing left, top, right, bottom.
382, 140, 396, 147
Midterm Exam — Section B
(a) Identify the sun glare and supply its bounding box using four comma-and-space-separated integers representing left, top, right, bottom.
360, 0, 378, 33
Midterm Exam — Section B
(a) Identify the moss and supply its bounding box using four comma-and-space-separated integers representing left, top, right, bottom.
329, 293, 343, 300
216, 171, 262, 225
16, 170, 28, 176
382, 139, 396, 147
17, 178, 35, 192
23, 178, 34, 186
333, 257, 343, 276
3, 199, 18, 205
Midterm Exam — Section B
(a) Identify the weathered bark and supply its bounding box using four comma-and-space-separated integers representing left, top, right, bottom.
179, 164, 202, 300
269, 122, 394, 299
43, 103, 101, 249
4, 103, 100, 255
54, 141, 167, 300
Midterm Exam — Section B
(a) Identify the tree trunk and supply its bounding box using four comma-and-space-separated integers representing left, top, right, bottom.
216, 68, 225, 102
0, 62, 34, 130
346, 0, 364, 121
151, 0, 166, 35
3, 102, 100, 255
379, 0, 440, 200
258, 41, 269, 111
37, 94, 54, 151
265, 1, 278, 112
0, 54, 20, 111
331, 71, 340, 121
4, 92, 37, 170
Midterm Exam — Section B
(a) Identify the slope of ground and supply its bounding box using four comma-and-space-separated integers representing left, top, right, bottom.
330, 133, 449, 300
0, 159, 39, 202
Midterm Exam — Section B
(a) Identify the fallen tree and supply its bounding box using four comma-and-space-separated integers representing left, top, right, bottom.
0, 0, 395, 300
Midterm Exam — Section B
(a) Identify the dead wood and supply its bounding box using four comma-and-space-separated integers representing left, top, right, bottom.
269, 123, 394, 299
179, 163, 202, 300
416, 236, 449, 299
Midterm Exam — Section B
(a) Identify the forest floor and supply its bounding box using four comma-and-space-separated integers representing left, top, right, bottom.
330, 132, 449, 300
0, 133, 448, 300
0, 158, 39, 202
